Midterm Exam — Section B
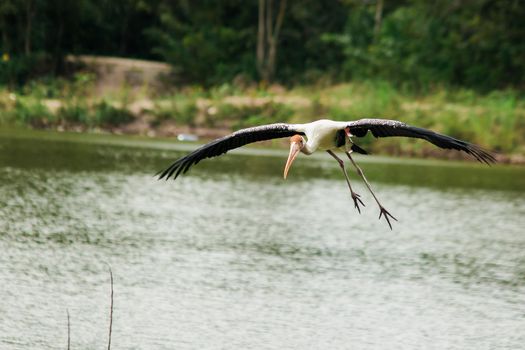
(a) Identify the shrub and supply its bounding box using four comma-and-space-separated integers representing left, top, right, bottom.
152, 95, 197, 126
215, 102, 294, 129
92, 101, 134, 126
57, 101, 90, 125
9, 97, 53, 127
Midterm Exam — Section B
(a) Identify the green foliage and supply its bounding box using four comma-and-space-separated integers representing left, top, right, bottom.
215, 102, 294, 129
206, 83, 243, 100
92, 101, 134, 126
22, 77, 67, 98
325, 81, 401, 120
326, 1, 525, 91
1, 0, 524, 90
146, 2, 256, 85
0, 53, 52, 86
7, 97, 53, 126
57, 101, 90, 124
151, 91, 294, 130
464, 91, 522, 152
152, 95, 198, 126
57, 100, 134, 127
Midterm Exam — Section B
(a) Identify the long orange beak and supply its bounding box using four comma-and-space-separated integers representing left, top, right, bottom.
284, 142, 301, 179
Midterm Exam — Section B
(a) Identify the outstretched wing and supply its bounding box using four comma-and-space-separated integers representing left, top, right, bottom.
158, 123, 305, 180
347, 119, 495, 164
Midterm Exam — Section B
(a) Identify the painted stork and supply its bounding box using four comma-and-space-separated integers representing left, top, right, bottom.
158, 119, 495, 229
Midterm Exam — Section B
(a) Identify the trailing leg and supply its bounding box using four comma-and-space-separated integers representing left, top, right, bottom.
346, 151, 397, 229
326, 150, 365, 214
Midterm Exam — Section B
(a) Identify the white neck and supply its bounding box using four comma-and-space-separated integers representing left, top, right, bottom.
301, 138, 317, 155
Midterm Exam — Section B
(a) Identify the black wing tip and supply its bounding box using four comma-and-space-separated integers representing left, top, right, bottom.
465, 144, 497, 165
156, 166, 174, 181
157, 157, 189, 181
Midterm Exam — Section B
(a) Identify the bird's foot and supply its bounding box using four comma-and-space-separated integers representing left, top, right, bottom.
378, 206, 397, 230
351, 192, 365, 214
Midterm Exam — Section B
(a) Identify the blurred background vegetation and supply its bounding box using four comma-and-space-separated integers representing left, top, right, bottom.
1, 0, 524, 159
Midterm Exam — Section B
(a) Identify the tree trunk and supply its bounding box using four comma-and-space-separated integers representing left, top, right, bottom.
24, 0, 34, 55
266, 0, 286, 82
256, 0, 287, 83
256, 0, 265, 75
374, 0, 384, 41
261, 0, 273, 81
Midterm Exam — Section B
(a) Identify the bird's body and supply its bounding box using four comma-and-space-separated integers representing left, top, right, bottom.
293, 119, 348, 153
158, 118, 495, 228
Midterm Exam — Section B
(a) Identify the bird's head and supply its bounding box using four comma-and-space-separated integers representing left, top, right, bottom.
284, 134, 305, 179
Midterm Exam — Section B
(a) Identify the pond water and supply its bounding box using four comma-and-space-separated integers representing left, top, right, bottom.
1, 128, 524, 350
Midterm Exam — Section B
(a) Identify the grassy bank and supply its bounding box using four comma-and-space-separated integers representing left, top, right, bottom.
1, 76, 524, 161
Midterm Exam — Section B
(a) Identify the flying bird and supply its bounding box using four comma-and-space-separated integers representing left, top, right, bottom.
158, 119, 495, 229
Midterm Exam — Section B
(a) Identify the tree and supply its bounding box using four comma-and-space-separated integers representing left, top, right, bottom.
0, 0, 16, 54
